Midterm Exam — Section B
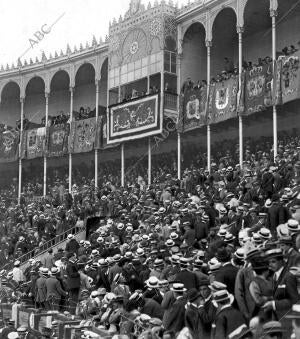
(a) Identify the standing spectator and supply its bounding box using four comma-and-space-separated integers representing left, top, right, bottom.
12, 260, 25, 284
42, 249, 55, 270
45, 267, 67, 311
66, 252, 81, 314
65, 234, 80, 256
213, 290, 245, 339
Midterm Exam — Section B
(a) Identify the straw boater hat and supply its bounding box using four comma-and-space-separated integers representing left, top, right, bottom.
265, 248, 284, 260
213, 289, 234, 305
153, 258, 164, 268
228, 324, 252, 339
209, 281, 227, 292
145, 276, 160, 289
261, 321, 285, 336
170, 283, 187, 293
258, 227, 272, 240
287, 219, 300, 233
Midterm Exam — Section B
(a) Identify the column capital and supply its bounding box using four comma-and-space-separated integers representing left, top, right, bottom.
69, 86, 74, 93
20, 96, 25, 103
45, 91, 50, 98
236, 26, 244, 34
95, 77, 101, 86
270, 9, 278, 17
205, 40, 212, 48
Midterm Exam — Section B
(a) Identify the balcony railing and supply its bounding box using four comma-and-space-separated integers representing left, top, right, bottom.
164, 92, 178, 111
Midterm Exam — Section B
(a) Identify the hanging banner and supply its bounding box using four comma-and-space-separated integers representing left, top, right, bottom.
108, 94, 161, 143
276, 54, 300, 104
69, 117, 97, 154
207, 76, 238, 124
95, 115, 119, 150
22, 127, 46, 159
46, 123, 69, 157
0, 128, 19, 163
243, 63, 273, 115
177, 86, 206, 132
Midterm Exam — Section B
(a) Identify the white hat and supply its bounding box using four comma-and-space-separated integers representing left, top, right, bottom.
8, 333, 19, 339
67, 234, 74, 240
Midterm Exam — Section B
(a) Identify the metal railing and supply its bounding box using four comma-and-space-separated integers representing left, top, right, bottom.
164, 92, 178, 111
1, 224, 86, 271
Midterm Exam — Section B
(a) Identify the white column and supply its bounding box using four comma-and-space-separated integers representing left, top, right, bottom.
95, 81, 99, 188
148, 137, 151, 185
18, 97, 25, 202
121, 143, 125, 187
177, 54, 182, 180
237, 26, 244, 167
177, 132, 181, 180
68, 87, 74, 193
271, 9, 278, 159
206, 40, 212, 173
43, 92, 49, 197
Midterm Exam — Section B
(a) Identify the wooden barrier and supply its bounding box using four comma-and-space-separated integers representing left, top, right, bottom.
0, 304, 113, 338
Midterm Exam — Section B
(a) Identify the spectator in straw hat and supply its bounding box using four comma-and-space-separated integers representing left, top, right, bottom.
279, 236, 300, 269
175, 257, 198, 290
46, 266, 68, 311
248, 257, 273, 321
215, 248, 238, 295
184, 288, 203, 339
212, 289, 245, 339
163, 283, 187, 334
234, 248, 260, 322
263, 248, 299, 322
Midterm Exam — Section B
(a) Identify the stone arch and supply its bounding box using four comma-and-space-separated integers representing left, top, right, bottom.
181, 22, 207, 88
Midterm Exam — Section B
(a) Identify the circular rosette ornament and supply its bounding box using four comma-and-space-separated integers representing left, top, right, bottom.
109, 35, 120, 52
150, 19, 162, 36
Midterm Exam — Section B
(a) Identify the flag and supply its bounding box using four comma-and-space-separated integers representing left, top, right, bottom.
0, 128, 19, 163
243, 63, 273, 115
177, 86, 207, 132
46, 123, 69, 157
69, 117, 97, 153
207, 76, 238, 124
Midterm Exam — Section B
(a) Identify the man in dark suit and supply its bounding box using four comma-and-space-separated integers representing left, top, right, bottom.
214, 248, 238, 295
213, 289, 245, 339
261, 167, 274, 199
263, 248, 299, 322
45, 267, 67, 310
185, 288, 203, 339
197, 278, 217, 339
279, 236, 300, 269
96, 259, 111, 291
175, 257, 198, 290
267, 195, 280, 236
66, 252, 80, 314
163, 283, 187, 335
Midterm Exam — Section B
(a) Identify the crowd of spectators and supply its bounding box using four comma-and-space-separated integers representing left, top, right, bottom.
0, 130, 300, 338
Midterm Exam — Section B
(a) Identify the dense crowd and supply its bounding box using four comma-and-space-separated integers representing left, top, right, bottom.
0, 130, 300, 338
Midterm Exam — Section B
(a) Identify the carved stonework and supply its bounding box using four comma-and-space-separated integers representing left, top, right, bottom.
164, 16, 177, 39
150, 19, 162, 36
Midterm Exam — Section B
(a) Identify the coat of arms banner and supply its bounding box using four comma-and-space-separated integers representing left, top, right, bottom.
0, 128, 19, 163
207, 76, 238, 125
242, 64, 273, 116
21, 127, 46, 159
177, 86, 207, 133
69, 117, 98, 154
108, 94, 161, 143
46, 123, 69, 157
